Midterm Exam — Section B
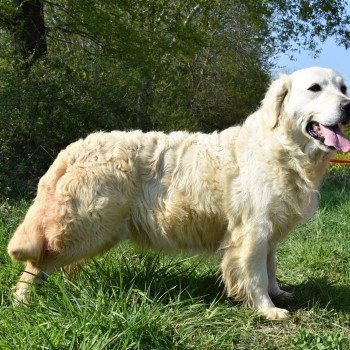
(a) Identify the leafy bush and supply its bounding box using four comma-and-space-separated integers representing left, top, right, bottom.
0, 58, 135, 197
0, 1, 271, 197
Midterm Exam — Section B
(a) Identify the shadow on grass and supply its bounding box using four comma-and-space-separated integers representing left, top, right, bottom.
82, 249, 350, 312
275, 278, 350, 314
75, 251, 232, 308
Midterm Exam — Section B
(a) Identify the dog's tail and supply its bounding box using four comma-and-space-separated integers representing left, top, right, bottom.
7, 207, 46, 263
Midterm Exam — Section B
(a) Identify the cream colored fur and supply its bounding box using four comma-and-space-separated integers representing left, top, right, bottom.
8, 67, 350, 319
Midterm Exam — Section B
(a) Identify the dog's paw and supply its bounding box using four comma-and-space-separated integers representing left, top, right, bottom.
261, 307, 289, 320
12, 285, 30, 306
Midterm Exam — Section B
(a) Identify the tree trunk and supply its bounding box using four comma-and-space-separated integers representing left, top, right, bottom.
12, 0, 47, 70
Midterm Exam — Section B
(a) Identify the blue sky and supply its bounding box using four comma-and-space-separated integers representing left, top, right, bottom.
275, 2, 350, 85
276, 39, 350, 83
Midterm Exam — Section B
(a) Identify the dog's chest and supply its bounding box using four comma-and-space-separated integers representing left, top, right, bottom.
269, 184, 319, 240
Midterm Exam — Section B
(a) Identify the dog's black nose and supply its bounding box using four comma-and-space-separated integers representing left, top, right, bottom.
340, 101, 350, 114
341, 101, 350, 121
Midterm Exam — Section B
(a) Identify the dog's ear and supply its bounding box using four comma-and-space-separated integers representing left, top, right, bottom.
262, 73, 290, 129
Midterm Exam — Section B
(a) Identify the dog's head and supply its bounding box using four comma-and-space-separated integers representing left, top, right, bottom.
262, 67, 350, 153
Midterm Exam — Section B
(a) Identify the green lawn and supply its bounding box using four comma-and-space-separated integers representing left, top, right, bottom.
0, 170, 349, 349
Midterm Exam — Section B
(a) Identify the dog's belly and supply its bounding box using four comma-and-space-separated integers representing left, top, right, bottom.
129, 199, 228, 251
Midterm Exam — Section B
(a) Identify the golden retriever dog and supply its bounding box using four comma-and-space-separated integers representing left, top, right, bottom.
8, 67, 350, 319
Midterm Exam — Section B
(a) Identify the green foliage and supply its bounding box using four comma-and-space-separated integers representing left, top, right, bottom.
244, 0, 350, 55
0, 1, 271, 197
0, 57, 136, 197
0, 0, 18, 29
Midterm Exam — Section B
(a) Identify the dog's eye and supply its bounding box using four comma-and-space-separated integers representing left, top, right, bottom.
341, 85, 347, 95
308, 84, 322, 92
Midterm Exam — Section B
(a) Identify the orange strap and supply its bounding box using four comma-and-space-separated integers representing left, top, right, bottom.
330, 159, 350, 163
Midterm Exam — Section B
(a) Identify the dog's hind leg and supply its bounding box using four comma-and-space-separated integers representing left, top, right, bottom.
13, 262, 46, 304
13, 254, 78, 304
10, 148, 132, 303
13, 228, 124, 304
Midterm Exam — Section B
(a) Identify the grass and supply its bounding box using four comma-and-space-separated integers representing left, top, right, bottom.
0, 170, 350, 349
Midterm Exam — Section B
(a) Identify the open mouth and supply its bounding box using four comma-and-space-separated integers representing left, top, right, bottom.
306, 121, 350, 152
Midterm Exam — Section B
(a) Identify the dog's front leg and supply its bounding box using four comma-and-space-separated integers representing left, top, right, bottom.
221, 233, 289, 320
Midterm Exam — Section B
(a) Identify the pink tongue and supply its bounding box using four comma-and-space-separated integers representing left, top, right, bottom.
319, 124, 350, 152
